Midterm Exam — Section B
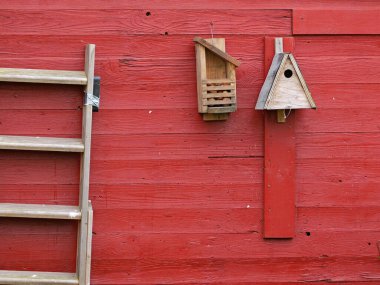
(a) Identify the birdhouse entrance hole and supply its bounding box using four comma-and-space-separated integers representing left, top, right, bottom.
284, 69, 293, 78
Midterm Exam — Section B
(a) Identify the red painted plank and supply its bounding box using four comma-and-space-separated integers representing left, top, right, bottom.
296, 108, 380, 133
93, 207, 380, 234
297, 133, 380, 159
94, 208, 261, 234
88, 183, 262, 210
90, 257, 380, 284
294, 10, 380, 35
0, 234, 76, 272
306, 84, 380, 109
295, 36, 380, 56
263, 37, 296, 238
298, 158, 380, 184
90, 158, 262, 185
0, 0, 378, 10
0, 9, 291, 35
0, 35, 263, 59
295, 56, 380, 84
91, 133, 263, 160
298, 182, 380, 207
0, 154, 79, 184
91, 231, 379, 260
0, 184, 78, 205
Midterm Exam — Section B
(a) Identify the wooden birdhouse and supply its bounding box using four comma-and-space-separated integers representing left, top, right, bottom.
255, 41, 316, 123
194, 37, 241, 121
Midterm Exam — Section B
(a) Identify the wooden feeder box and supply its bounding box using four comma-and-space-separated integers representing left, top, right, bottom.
255, 50, 316, 123
194, 37, 241, 121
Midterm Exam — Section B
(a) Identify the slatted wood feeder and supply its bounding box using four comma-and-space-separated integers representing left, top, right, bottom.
194, 37, 241, 121
256, 38, 316, 122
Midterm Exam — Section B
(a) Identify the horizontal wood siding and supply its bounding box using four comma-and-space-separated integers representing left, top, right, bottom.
0, 1, 380, 284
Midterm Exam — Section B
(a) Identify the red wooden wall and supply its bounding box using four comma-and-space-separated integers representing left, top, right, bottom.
1, 1, 380, 284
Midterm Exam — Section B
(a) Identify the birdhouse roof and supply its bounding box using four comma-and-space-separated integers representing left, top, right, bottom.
255, 53, 316, 110
193, 37, 241, 67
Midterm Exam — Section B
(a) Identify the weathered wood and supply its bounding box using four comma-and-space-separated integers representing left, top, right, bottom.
0, 203, 81, 219
195, 42, 207, 113
85, 202, 93, 285
77, 44, 95, 285
0, 68, 87, 85
0, 135, 84, 152
207, 106, 237, 113
276, 109, 286, 123
266, 55, 314, 110
0, 270, 78, 285
194, 37, 241, 67
195, 37, 238, 120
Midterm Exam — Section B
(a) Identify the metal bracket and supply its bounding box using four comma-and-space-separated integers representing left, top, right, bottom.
84, 76, 101, 112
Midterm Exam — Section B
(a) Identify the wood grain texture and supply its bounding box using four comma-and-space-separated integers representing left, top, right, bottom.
0, 0, 378, 10
0, 270, 78, 285
0, 135, 84, 152
0, 68, 87, 85
293, 10, 380, 34
1, 2, 380, 284
0, 203, 81, 219
91, 231, 380, 260
0, 9, 290, 36
90, 257, 380, 284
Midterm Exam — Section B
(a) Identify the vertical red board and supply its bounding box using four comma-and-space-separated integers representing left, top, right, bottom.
263, 37, 296, 238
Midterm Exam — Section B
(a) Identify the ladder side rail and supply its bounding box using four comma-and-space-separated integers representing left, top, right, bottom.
77, 44, 95, 285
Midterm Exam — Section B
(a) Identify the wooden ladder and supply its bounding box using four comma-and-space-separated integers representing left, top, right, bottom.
0, 44, 97, 285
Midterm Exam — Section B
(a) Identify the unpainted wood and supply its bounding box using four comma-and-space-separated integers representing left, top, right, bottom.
0, 135, 84, 152
226, 62, 237, 111
205, 38, 227, 80
0, 68, 87, 85
0, 203, 81, 220
202, 113, 229, 121
275, 37, 283, 53
198, 38, 237, 120
0, 270, 78, 285
85, 201, 93, 285
77, 43, 95, 285
276, 109, 286, 123
267, 57, 312, 109
195, 43, 207, 113
207, 106, 236, 114
288, 54, 316, 108
193, 37, 240, 66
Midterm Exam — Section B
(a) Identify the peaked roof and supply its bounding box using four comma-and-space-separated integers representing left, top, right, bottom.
193, 37, 241, 67
255, 53, 316, 110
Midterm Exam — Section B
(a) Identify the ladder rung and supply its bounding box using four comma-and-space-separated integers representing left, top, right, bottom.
0, 270, 78, 285
0, 135, 84, 152
0, 203, 81, 220
0, 68, 87, 85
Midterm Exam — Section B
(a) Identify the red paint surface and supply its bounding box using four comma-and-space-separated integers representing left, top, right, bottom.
0, 2, 380, 284
293, 10, 380, 34
263, 37, 296, 238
